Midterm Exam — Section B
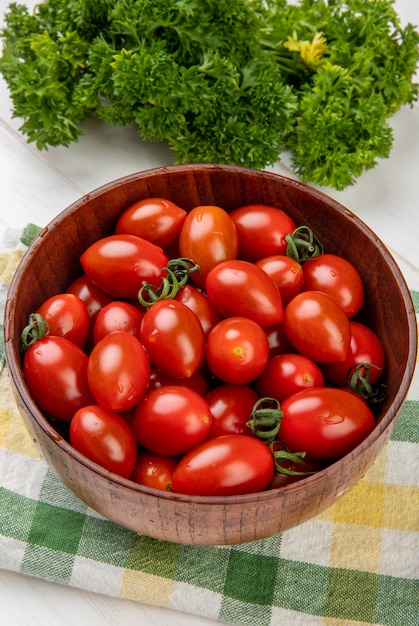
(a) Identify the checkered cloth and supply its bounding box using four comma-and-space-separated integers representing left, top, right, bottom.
1, 227, 418, 626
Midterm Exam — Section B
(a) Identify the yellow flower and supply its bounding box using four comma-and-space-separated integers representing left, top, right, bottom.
284, 31, 328, 70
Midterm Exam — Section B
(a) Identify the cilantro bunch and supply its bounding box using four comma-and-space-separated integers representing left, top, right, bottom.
1, 0, 418, 189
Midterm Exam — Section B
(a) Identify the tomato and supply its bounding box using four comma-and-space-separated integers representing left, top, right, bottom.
70, 405, 137, 478
284, 291, 351, 362
178, 205, 238, 288
269, 444, 323, 489
80, 234, 168, 299
256, 255, 303, 305
206, 317, 270, 384
36, 293, 90, 348
130, 451, 178, 491
229, 204, 296, 261
278, 387, 376, 459
140, 300, 205, 378
147, 368, 209, 396
23, 336, 95, 422
205, 384, 258, 438
66, 273, 113, 322
174, 283, 223, 337
115, 197, 187, 248
93, 301, 143, 344
321, 321, 385, 387
87, 331, 150, 412
132, 386, 212, 455
206, 260, 283, 327
263, 322, 293, 358
255, 353, 324, 402
302, 254, 364, 318
171, 434, 275, 496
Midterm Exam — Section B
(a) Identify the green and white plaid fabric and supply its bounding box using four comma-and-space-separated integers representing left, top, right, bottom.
1, 231, 418, 626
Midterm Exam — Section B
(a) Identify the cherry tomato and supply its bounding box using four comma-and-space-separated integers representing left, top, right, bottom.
279, 387, 376, 459
284, 291, 351, 362
205, 384, 258, 438
255, 353, 324, 402
171, 434, 275, 496
206, 260, 283, 327
93, 301, 143, 344
70, 405, 137, 478
23, 336, 95, 422
256, 255, 303, 306
206, 317, 270, 384
321, 321, 385, 387
66, 273, 113, 322
229, 204, 296, 261
140, 300, 205, 378
269, 449, 323, 489
147, 368, 209, 396
178, 205, 238, 288
263, 322, 294, 358
36, 293, 90, 348
302, 254, 364, 318
115, 197, 187, 248
132, 386, 212, 455
130, 451, 179, 491
80, 234, 168, 299
174, 283, 223, 337
87, 331, 150, 412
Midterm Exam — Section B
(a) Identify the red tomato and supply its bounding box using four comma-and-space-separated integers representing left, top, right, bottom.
229, 204, 296, 261
66, 274, 113, 322
23, 336, 95, 422
302, 254, 364, 318
174, 283, 223, 337
147, 368, 209, 396
130, 452, 179, 491
206, 260, 283, 327
93, 301, 143, 344
284, 291, 351, 362
178, 205, 238, 288
80, 234, 168, 299
205, 384, 258, 438
279, 387, 376, 459
263, 322, 293, 358
70, 405, 137, 478
115, 197, 187, 248
256, 255, 303, 305
140, 300, 205, 378
269, 444, 323, 489
255, 353, 324, 402
321, 321, 385, 387
171, 434, 275, 496
36, 293, 90, 348
132, 386, 212, 455
87, 331, 150, 412
206, 317, 270, 384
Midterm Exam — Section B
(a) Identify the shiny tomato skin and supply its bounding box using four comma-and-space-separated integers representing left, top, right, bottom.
23, 336, 95, 422
115, 197, 187, 248
229, 204, 296, 261
321, 321, 385, 387
256, 255, 303, 305
206, 317, 270, 384
269, 446, 323, 489
87, 331, 150, 412
132, 386, 212, 456
205, 384, 258, 438
263, 322, 293, 358
130, 451, 179, 491
284, 291, 351, 363
147, 368, 209, 396
302, 254, 364, 318
255, 353, 324, 402
171, 434, 275, 496
36, 293, 90, 348
80, 234, 168, 299
140, 300, 205, 378
279, 387, 376, 459
66, 274, 113, 322
206, 260, 283, 327
178, 205, 238, 288
174, 283, 223, 337
93, 301, 143, 344
70, 405, 138, 478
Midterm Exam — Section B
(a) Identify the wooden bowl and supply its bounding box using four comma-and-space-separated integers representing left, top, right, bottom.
4, 164, 417, 545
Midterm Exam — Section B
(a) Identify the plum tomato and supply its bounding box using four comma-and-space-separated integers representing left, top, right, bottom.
255, 353, 324, 402
66, 273, 113, 322
206, 317, 270, 385
284, 291, 351, 362
174, 283, 223, 337
171, 434, 275, 496
93, 300, 144, 344
269, 444, 323, 489
256, 255, 303, 305
263, 322, 293, 358
115, 197, 187, 248
229, 204, 296, 261
278, 387, 376, 459
70, 405, 138, 478
36, 293, 90, 348
147, 368, 209, 396
130, 451, 179, 491
205, 384, 258, 438
132, 386, 212, 456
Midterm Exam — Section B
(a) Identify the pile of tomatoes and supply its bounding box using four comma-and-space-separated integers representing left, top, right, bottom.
21, 198, 385, 497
